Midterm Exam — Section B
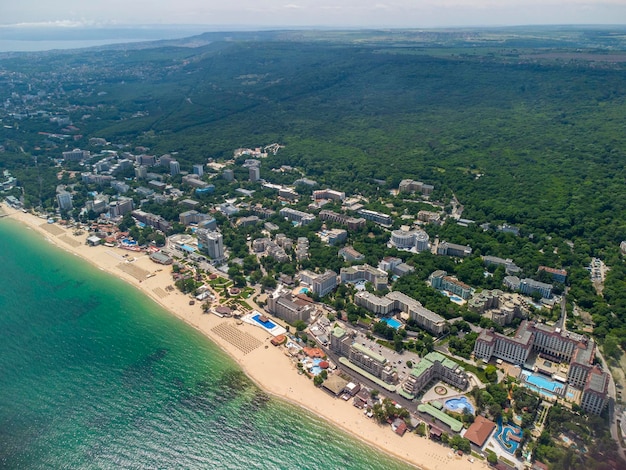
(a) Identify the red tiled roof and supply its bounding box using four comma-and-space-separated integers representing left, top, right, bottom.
394, 421, 407, 436
303, 347, 325, 358
464, 415, 496, 447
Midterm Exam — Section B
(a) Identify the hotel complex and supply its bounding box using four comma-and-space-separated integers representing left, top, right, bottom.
401, 351, 470, 399
474, 320, 610, 414
355, 290, 447, 335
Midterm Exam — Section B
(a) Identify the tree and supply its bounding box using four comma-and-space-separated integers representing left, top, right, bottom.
603, 335, 621, 360
485, 364, 498, 383
313, 375, 324, 386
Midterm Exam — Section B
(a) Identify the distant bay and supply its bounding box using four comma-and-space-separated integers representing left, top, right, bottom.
0, 39, 153, 53
0, 219, 409, 469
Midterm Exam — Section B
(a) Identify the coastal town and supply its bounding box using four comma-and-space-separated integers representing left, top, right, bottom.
2, 134, 626, 470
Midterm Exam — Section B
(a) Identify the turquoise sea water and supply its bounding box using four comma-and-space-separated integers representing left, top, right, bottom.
0, 220, 410, 469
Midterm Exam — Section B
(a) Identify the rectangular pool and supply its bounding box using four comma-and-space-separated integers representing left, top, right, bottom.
382, 317, 402, 329
253, 314, 277, 329
521, 371, 564, 397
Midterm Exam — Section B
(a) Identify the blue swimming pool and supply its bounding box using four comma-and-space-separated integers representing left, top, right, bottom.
300, 287, 311, 294
253, 314, 277, 329
522, 371, 564, 395
440, 290, 463, 303
382, 317, 402, 329
180, 244, 196, 252
495, 419, 523, 454
445, 397, 475, 415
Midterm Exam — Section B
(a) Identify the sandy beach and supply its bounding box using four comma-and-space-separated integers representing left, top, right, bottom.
1, 204, 487, 470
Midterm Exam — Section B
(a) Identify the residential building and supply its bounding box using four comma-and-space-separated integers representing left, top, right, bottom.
134, 165, 148, 179
330, 326, 353, 356
56, 191, 73, 211
179, 199, 200, 210
182, 174, 209, 188
538, 266, 568, 283
417, 210, 442, 224
389, 229, 430, 252
179, 210, 210, 225
279, 207, 316, 225
278, 188, 298, 200
398, 179, 434, 195
340, 264, 388, 291
249, 166, 260, 182
473, 321, 609, 413
109, 180, 129, 194
468, 289, 529, 326
474, 323, 533, 366
108, 197, 134, 217
319, 228, 347, 246
429, 270, 473, 300
62, 148, 89, 161
355, 290, 447, 335
482, 255, 522, 276
192, 164, 204, 177
159, 154, 173, 167
236, 215, 260, 227
390, 229, 418, 249
136, 154, 157, 166
223, 169, 234, 181
298, 270, 338, 297
437, 241, 472, 257
268, 286, 315, 324
131, 210, 171, 232
402, 351, 469, 399
313, 189, 345, 201
196, 229, 224, 260
339, 246, 365, 262
518, 278, 553, 299
169, 160, 180, 176
148, 180, 167, 192
358, 209, 392, 226
319, 210, 366, 230
580, 366, 610, 415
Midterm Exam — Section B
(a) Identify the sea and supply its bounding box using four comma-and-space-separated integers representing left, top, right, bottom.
0, 219, 410, 469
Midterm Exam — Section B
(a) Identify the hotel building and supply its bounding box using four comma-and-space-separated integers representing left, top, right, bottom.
268, 287, 315, 324
473, 320, 610, 414
298, 270, 338, 297
437, 241, 472, 258
318, 210, 366, 231
340, 264, 388, 291
429, 270, 473, 300
402, 351, 469, 398
355, 290, 447, 335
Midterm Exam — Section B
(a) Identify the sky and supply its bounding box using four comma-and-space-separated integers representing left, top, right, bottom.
1, 0, 626, 29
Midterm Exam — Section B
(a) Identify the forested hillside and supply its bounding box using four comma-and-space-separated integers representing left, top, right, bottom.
2, 28, 626, 343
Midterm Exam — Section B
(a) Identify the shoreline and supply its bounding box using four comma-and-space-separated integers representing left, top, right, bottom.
1, 205, 487, 470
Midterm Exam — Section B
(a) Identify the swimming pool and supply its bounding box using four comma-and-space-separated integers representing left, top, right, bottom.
445, 397, 475, 415
253, 314, 277, 329
299, 287, 311, 295
382, 317, 402, 329
495, 419, 523, 454
522, 371, 564, 394
440, 291, 464, 303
